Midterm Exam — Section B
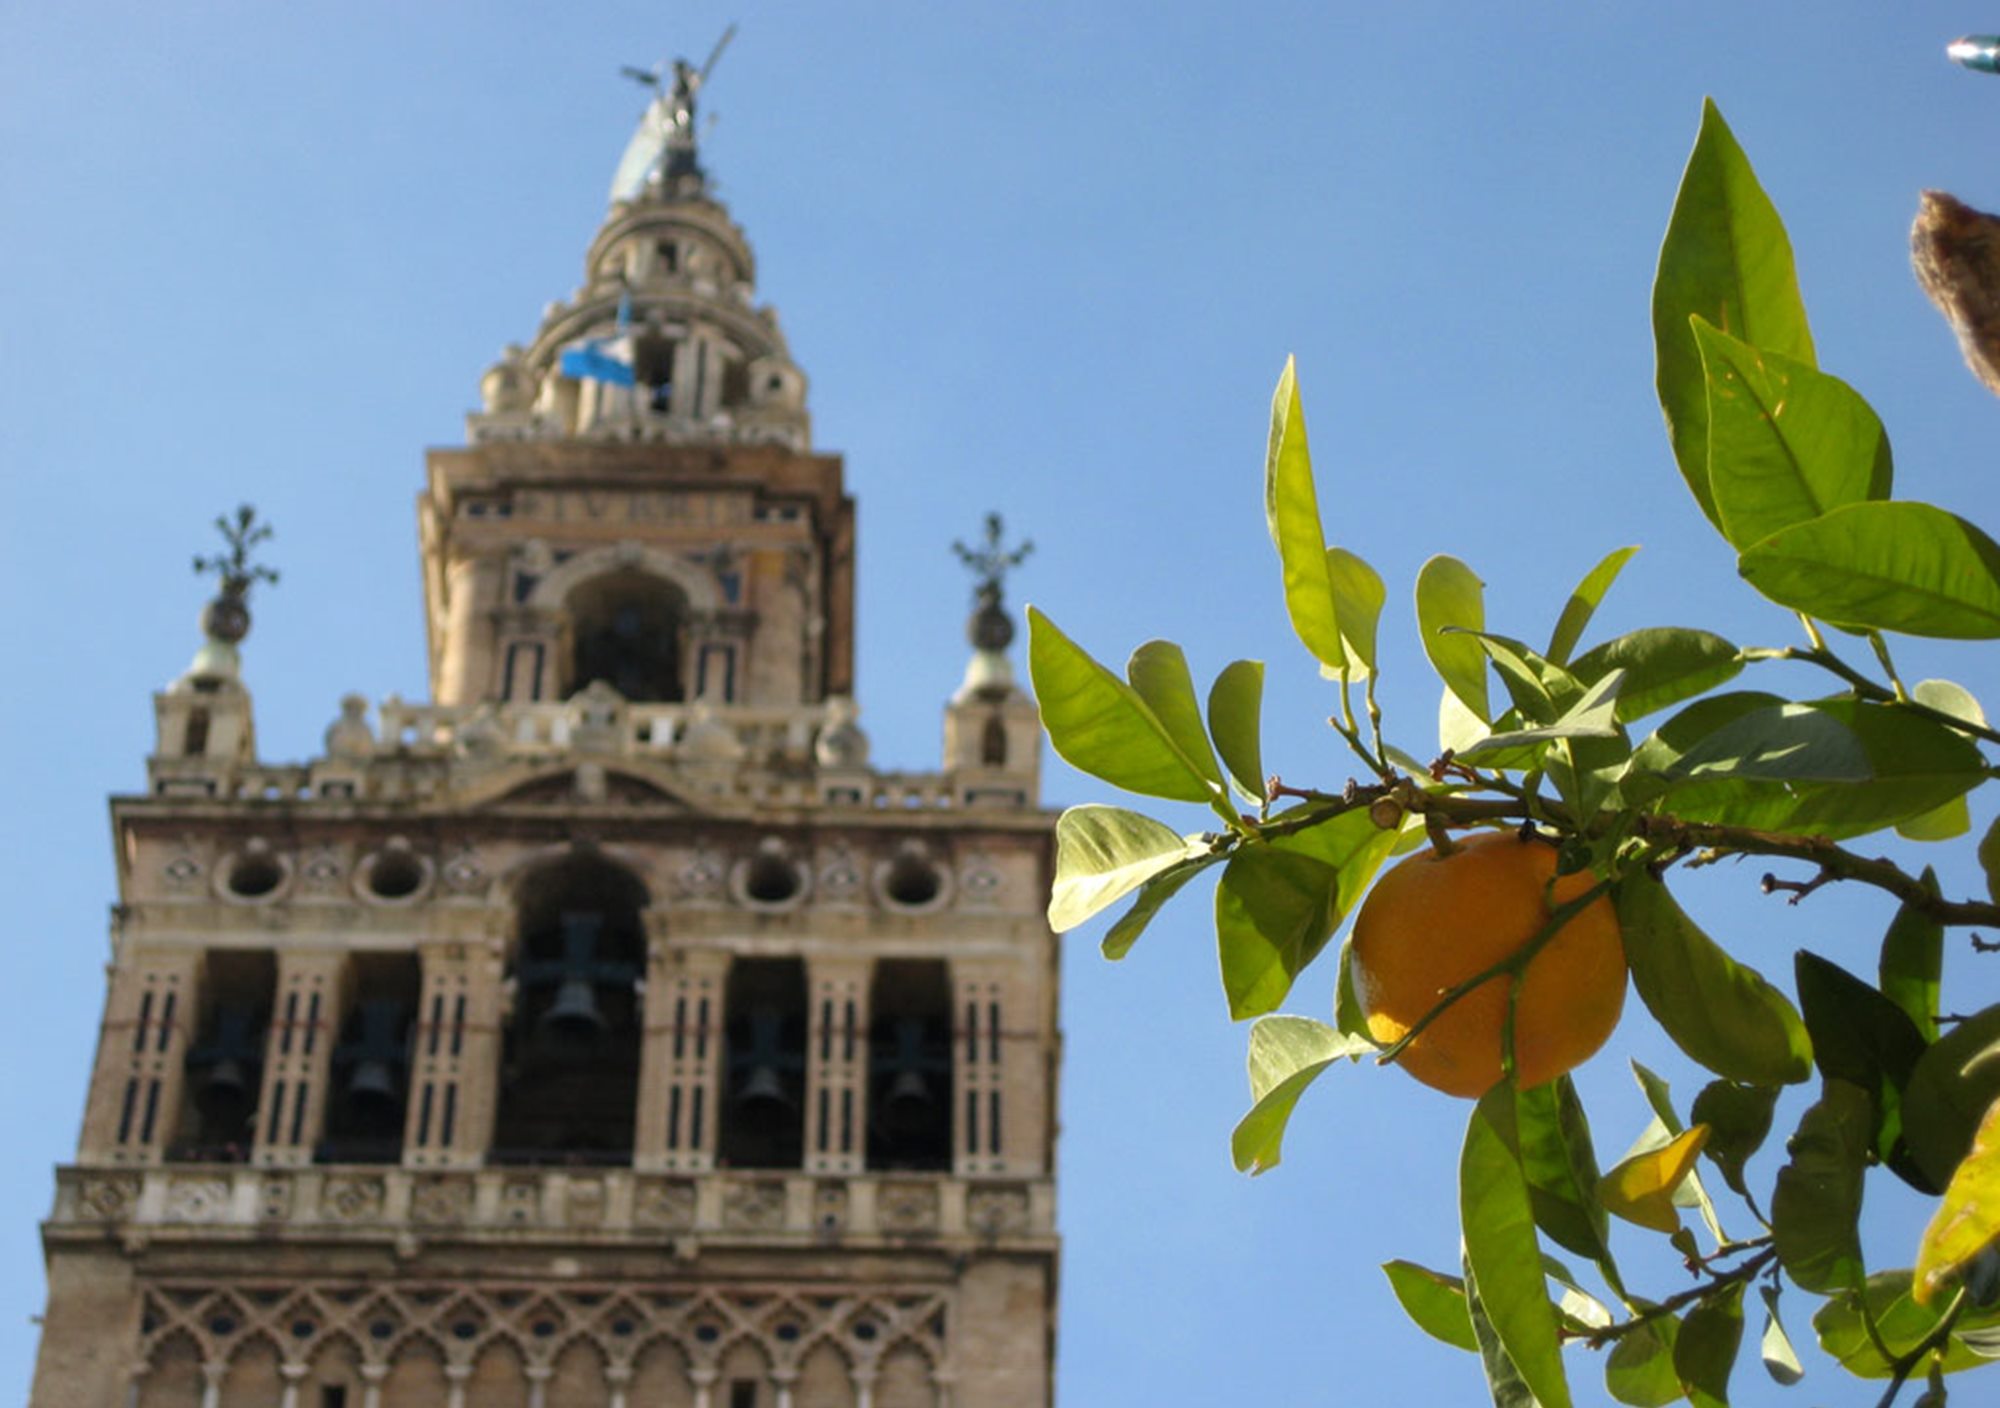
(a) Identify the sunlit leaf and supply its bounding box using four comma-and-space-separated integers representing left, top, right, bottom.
1463, 1087, 1573, 1408
1880, 874, 1944, 1043
1916, 1092, 2000, 1306
1903, 1002, 2000, 1191
1126, 640, 1224, 792
1983, 816, 2000, 907
1325, 546, 1386, 680
1674, 1280, 1745, 1408
1048, 805, 1204, 933
1206, 660, 1266, 806
1758, 1286, 1804, 1386
1738, 501, 2000, 640
1464, 1260, 1545, 1408
1027, 608, 1216, 802
1899, 796, 1972, 843
1335, 937, 1370, 1043
1814, 1269, 2000, 1378
1771, 1078, 1869, 1294
1569, 627, 1742, 724
1456, 669, 1624, 763
1417, 555, 1489, 722
1382, 1261, 1479, 1353
1914, 677, 1988, 728
1265, 358, 1345, 671
1099, 854, 1218, 961
1214, 845, 1341, 1019
1617, 874, 1812, 1086
1546, 545, 1640, 667
1693, 317, 1890, 549
1689, 1079, 1778, 1200
1654, 98, 1815, 534
1232, 1015, 1376, 1174
1600, 1125, 1711, 1234
1511, 1078, 1619, 1286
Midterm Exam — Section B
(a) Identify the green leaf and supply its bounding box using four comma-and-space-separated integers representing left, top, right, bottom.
1417, 555, 1489, 721
1915, 676, 1988, 728
1616, 874, 1813, 1086
1916, 1091, 2000, 1306
1206, 660, 1266, 806
1125, 640, 1225, 793
1694, 317, 1890, 549
1511, 1078, 1619, 1285
1462, 1087, 1573, 1408
1232, 1015, 1375, 1174
1983, 816, 2000, 907
1214, 845, 1341, 1019
1606, 1319, 1683, 1407
1382, 1261, 1480, 1353
1899, 795, 1972, 843
1689, 1080, 1778, 1200
1099, 854, 1217, 961
1464, 1260, 1546, 1408
1794, 949, 1928, 1181
1334, 937, 1371, 1043
1903, 1002, 2000, 1191
1547, 545, 1640, 667
1653, 98, 1815, 534
1264, 358, 1345, 671
1048, 805, 1204, 933
1771, 1078, 1870, 1294
1758, 1286, 1805, 1386
1881, 875, 1944, 1043
1462, 631, 1574, 724
1325, 547, 1386, 679
1814, 1269, 2000, 1378
1738, 501, 2000, 640
1674, 1280, 1745, 1408
1570, 627, 1743, 724
1456, 668, 1624, 763
1027, 608, 1216, 802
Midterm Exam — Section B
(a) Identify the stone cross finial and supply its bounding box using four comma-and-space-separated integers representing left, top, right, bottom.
951, 513, 1032, 654
192, 504, 280, 600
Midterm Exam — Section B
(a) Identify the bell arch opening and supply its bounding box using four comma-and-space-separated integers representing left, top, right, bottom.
866, 960, 953, 1172
172, 950, 276, 1163
319, 954, 420, 1164
566, 569, 688, 703
719, 957, 808, 1169
491, 853, 648, 1165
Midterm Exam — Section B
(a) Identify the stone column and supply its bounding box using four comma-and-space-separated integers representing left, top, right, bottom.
405, 932, 503, 1168
606, 1363, 632, 1408
78, 950, 202, 1163
771, 1368, 797, 1408
437, 556, 494, 707
526, 1362, 552, 1408
690, 1366, 717, 1408
199, 1361, 226, 1408
278, 1362, 306, 1408
445, 1362, 471, 1408
254, 951, 346, 1167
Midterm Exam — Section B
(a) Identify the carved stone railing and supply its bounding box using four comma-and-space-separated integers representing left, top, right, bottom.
373, 697, 827, 763
49, 1166, 1053, 1247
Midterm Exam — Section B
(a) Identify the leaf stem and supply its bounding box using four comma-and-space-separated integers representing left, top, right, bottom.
1574, 1243, 1776, 1347
1871, 1287, 1967, 1408
1866, 632, 1909, 703
1742, 644, 2000, 747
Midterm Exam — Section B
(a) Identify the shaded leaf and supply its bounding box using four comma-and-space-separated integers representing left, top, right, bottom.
1880, 874, 1944, 1043
1264, 358, 1345, 670
1457, 668, 1624, 763
1794, 949, 1928, 1180
1914, 676, 1988, 729
1570, 627, 1742, 724
1738, 501, 2000, 640
1617, 874, 1813, 1086
1465, 1259, 1546, 1408
1049, 805, 1204, 933
1694, 317, 1890, 549
1547, 545, 1640, 667
1511, 1078, 1619, 1285
1463, 1087, 1573, 1408
1654, 98, 1816, 534
1335, 937, 1371, 1043
1417, 555, 1490, 721
1206, 660, 1266, 805
1674, 1280, 1745, 1408
1771, 1078, 1869, 1294
1899, 795, 1972, 843
1814, 1269, 2000, 1378
1126, 640, 1224, 792
1690, 1080, 1778, 1200
1600, 1125, 1711, 1234
1983, 815, 2000, 907
1903, 1002, 2000, 1191
1027, 608, 1215, 801
1214, 845, 1341, 1019
1100, 854, 1217, 961
1606, 1318, 1683, 1407
1916, 1091, 2000, 1306
1325, 546, 1386, 679
1382, 1260, 1479, 1353
1759, 1285, 1805, 1386
1232, 1015, 1375, 1174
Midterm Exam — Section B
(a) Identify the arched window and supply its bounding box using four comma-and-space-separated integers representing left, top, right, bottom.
491, 853, 647, 1165
866, 960, 952, 1171
567, 570, 687, 703
174, 950, 276, 1163
319, 954, 419, 1165
632, 332, 676, 414
719, 958, 808, 1169
980, 716, 1008, 767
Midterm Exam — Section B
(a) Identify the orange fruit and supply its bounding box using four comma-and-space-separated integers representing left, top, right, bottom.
1350, 830, 1626, 1098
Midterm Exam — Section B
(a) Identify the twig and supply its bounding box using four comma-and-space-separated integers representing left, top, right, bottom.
1872, 1287, 1966, 1408
1760, 869, 1837, 905
1574, 1244, 1776, 1347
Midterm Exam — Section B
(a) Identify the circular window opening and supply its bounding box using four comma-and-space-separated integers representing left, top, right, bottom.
853, 1321, 878, 1342
882, 851, 943, 910
694, 1324, 721, 1344
743, 851, 801, 905
225, 853, 285, 900
365, 849, 427, 901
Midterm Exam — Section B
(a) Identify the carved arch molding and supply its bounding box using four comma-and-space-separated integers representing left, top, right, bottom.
136, 1279, 949, 1403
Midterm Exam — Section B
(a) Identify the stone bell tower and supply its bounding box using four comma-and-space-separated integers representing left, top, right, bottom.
32, 51, 1058, 1408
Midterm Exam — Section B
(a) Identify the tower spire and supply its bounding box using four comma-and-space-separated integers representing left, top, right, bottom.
951, 512, 1033, 701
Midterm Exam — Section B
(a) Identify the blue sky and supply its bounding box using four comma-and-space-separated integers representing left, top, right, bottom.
4, 5, 1999, 1404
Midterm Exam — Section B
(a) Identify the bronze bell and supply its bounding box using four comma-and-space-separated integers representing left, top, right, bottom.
874, 1017, 940, 1142
187, 1005, 263, 1129
729, 1009, 799, 1122
536, 974, 608, 1045
333, 999, 409, 1136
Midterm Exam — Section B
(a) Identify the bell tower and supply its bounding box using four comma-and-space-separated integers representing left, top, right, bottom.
33, 50, 1058, 1408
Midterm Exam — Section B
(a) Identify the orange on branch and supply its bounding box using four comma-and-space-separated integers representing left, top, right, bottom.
1351, 829, 1626, 1098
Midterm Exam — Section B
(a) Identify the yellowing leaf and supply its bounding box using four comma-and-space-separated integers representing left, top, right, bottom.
1599, 1125, 1712, 1233
1915, 1091, 2000, 1305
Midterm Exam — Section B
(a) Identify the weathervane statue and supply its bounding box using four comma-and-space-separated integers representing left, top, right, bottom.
610, 25, 737, 202
953, 513, 1033, 653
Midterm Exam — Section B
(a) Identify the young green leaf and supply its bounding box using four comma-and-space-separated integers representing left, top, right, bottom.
1758, 1286, 1805, 1386
1325, 546, 1386, 679
1738, 500, 2000, 640
1206, 660, 1266, 805
1653, 98, 1815, 535
1606, 1319, 1683, 1407
1914, 676, 1988, 728
1232, 1015, 1377, 1174
1674, 1281, 1745, 1408
1902, 1002, 2000, 1191
1880, 875, 1945, 1043
1462, 1088, 1574, 1408
1569, 627, 1743, 724
1771, 1079, 1870, 1294
1616, 874, 1813, 1087
1099, 854, 1218, 961
1214, 845, 1342, 1019
1915, 1092, 2000, 1307
1027, 608, 1217, 802
1689, 1080, 1778, 1200
1546, 545, 1640, 666
1125, 640, 1225, 794
1048, 805, 1205, 933
1264, 358, 1346, 671
1382, 1261, 1480, 1353
1417, 555, 1490, 721
1693, 317, 1890, 549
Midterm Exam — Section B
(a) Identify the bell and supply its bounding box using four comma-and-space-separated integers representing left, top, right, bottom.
186, 1004, 264, 1134
342, 1058, 400, 1128
728, 1009, 799, 1124
332, 999, 410, 1138
536, 974, 608, 1047
873, 1017, 939, 1143
194, 1058, 252, 1122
